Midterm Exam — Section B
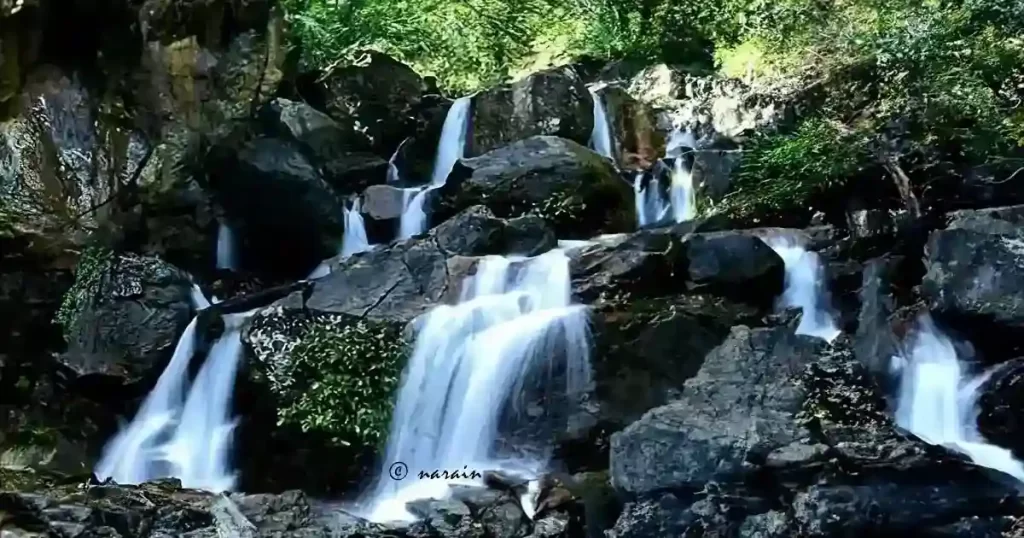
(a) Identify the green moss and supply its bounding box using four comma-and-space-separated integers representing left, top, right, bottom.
271, 317, 408, 449
54, 246, 114, 336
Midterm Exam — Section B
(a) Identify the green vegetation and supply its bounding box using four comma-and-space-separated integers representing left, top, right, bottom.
272, 317, 407, 448
54, 245, 114, 335
282, 0, 1022, 219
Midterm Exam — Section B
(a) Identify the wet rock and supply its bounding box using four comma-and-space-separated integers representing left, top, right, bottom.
204, 137, 345, 279
438, 136, 634, 238
567, 230, 687, 303
60, 253, 194, 384
609, 324, 824, 494
691, 149, 741, 201
976, 357, 1024, 460
470, 66, 593, 157
135, 5, 285, 139
846, 209, 895, 239
921, 209, 1024, 326
261, 98, 388, 194
682, 230, 785, 305
317, 50, 428, 156
853, 256, 903, 379
360, 183, 407, 243
0, 65, 151, 246
590, 83, 664, 169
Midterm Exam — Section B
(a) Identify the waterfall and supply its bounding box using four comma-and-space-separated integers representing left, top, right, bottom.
893, 316, 1024, 481
761, 236, 841, 342
397, 96, 472, 239
633, 172, 669, 228
340, 197, 371, 257
588, 87, 614, 161
95, 286, 256, 492
668, 154, 696, 223
216, 221, 237, 271
361, 249, 592, 522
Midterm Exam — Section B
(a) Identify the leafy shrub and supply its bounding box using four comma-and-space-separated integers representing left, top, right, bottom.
719, 117, 872, 219
271, 317, 407, 448
54, 245, 114, 335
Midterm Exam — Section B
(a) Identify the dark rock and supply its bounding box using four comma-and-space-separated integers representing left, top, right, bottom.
261, 97, 389, 194
977, 357, 1024, 460
846, 209, 895, 239
682, 230, 785, 305
204, 137, 345, 279
438, 136, 635, 238
61, 254, 194, 384
505, 215, 557, 257
922, 209, 1024, 326
317, 51, 428, 156
590, 83, 664, 169
691, 149, 741, 201
361, 183, 407, 243
854, 256, 903, 379
470, 65, 593, 157
567, 231, 687, 303
609, 324, 824, 495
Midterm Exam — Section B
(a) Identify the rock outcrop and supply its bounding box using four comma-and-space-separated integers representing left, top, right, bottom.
470, 66, 593, 157
438, 136, 634, 238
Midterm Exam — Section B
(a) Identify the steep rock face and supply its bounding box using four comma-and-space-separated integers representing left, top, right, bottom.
437, 136, 634, 238
60, 253, 194, 384
260, 98, 388, 195
204, 137, 345, 278
976, 357, 1024, 460
921, 206, 1024, 336
0, 66, 151, 246
590, 84, 664, 169
610, 324, 822, 494
470, 66, 593, 157
315, 50, 428, 157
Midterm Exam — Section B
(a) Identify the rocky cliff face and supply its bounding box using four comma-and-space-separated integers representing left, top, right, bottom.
3, 1, 1024, 537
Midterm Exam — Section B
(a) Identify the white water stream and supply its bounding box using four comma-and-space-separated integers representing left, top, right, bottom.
216, 221, 237, 271
398, 96, 473, 239
761, 235, 841, 343
893, 316, 1024, 481
588, 87, 614, 161
360, 249, 592, 523
96, 284, 257, 492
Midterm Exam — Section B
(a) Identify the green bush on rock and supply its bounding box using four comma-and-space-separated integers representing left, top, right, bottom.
53, 245, 114, 336
255, 313, 408, 448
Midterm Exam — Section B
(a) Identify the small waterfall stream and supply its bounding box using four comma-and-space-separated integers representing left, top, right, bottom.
633, 172, 669, 228
631, 127, 698, 228
95, 284, 257, 492
761, 236, 841, 343
588, 87, 614, 161
361, 249, 592, 523
398, 96, 473, 239
893, 316, 1024, 481
308, 197, 374, 279
215, 221, 237, 271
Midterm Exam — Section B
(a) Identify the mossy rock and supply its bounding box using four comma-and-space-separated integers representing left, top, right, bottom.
245, 307, 409, 449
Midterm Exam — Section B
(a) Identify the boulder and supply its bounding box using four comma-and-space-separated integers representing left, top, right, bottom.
470, 66, 593, 157
261, 98, 389, 194
438, 136, 635, 238
590, 84, 664, 169
682, 230, 785, 306
691, 148, 741, 201
921, 207, 1024, 338
0, 65, 151, 247
58, 252, 194, 384
609, 324, 824, 495
316, 50, 428, 157
204, 137, 345, 279
360, 183, 407, 243
976, 357, 1024, 460
567, 230, 687, 303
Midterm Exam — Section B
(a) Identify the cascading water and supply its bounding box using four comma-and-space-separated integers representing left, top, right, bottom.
360, 249, 592, 523
668, 153, 696, 223
398, 96, 473, 239
216, 221, 237, 271
893, 316, 1024, 481
633, 172, 669, 228
761, 236, 841, 342
588, 87, 614, 161
307, 197, 374, 279
95, 287, 257, 492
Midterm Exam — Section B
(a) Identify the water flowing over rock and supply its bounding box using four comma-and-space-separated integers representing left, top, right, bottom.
96, 300, 257, 492
398, 96, 472, 239
589, 83, 664, 169
761, 235, 841, 342
587, 86, 614, 162
470, 66, 593, 156
892, 315, 1024, 481
361, 248, 592, 522
438, 136, 634, 238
